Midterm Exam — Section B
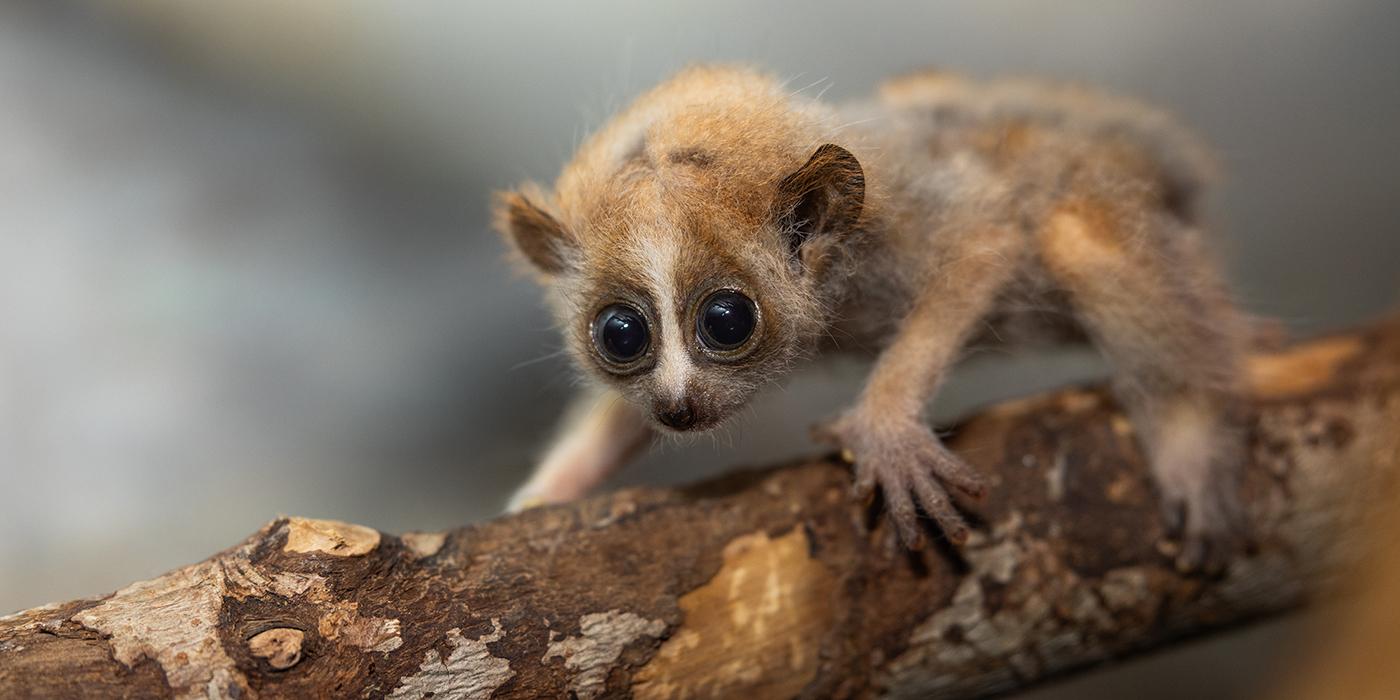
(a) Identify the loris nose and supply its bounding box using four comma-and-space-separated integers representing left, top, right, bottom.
656, 398, 697, 430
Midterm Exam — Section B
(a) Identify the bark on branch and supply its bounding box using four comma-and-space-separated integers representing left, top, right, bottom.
3, 319, 1399, 699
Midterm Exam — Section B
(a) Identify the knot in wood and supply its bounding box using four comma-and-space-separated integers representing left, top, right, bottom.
248, 627, 306, 671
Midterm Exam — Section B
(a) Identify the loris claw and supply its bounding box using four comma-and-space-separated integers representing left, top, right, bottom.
494, 65, 1251, 565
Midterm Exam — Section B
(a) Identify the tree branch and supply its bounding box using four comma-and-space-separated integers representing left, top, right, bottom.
2, 318, 1398, 699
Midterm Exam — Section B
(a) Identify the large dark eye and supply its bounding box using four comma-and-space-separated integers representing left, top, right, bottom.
594, 304, 649, 363
697, 290, 756, 351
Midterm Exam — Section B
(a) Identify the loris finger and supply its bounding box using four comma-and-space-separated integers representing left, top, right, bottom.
882, 477, 925, 549
917, 443, 988, 501
910, 472, 971, 545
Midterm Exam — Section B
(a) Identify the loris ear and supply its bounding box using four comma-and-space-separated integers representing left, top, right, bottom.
493, 185, 577, 276
773, 144, 865, 266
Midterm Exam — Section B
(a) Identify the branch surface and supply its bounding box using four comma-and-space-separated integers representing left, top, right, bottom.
2, 319, 1398, 699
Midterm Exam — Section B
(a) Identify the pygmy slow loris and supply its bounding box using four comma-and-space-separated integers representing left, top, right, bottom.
494, 66, 1251, 568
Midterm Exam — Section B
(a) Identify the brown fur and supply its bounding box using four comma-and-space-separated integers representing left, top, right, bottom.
497, 65, 1249, 563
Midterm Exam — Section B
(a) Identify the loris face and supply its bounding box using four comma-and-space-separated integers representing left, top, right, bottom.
495, 144, 865, 433
564, 224, 793, 433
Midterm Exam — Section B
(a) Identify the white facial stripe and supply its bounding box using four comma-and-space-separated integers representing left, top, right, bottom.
656, 336, 693, 400
636, 234, 692, 401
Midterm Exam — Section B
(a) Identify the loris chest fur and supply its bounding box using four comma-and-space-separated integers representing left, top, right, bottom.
496, 65, 1249, 570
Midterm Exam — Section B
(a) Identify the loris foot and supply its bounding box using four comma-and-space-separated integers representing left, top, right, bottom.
814, 410, 987, 548
1157, 473, 1247, 575
1150, 416, 1249, 574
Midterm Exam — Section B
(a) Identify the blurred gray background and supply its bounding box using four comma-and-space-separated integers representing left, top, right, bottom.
1, 1, 1396, 696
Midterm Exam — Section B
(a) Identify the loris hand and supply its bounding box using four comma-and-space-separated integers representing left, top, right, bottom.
814, 408, 987, 548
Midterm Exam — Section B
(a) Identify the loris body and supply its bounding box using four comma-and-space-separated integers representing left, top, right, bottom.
496, 66, 1249, 566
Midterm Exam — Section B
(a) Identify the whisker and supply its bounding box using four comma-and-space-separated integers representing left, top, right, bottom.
509, 348, 571, 372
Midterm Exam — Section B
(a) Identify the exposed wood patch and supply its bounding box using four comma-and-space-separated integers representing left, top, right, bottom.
70, 559, 249, 699
282, 517, 381, 556
1248, 335, 1363, 399
633, 528, 833, 699
545, 611, 666, 700
317, 601, 402, 653
400, 531, 448, 558
386, 621, 512, 700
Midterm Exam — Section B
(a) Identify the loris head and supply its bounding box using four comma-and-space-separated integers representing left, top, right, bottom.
494, 66, 868, 433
